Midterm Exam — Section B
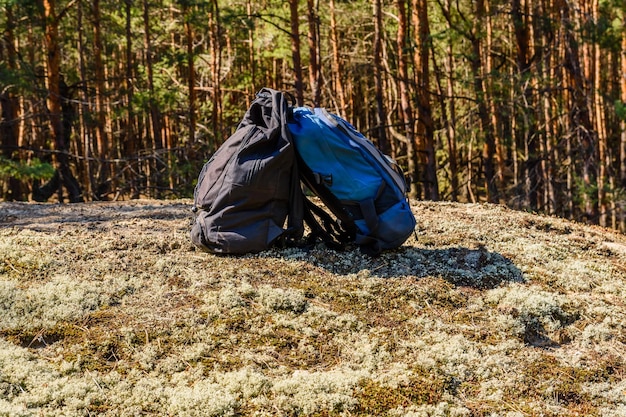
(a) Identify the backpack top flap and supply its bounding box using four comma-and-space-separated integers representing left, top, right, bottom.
191, 88, 304, 254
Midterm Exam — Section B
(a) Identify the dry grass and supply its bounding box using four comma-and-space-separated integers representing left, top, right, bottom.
1, 199, 625, 416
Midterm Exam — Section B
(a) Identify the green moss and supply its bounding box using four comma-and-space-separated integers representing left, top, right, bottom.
354, 367, 448, 414
2, 200, 626, 415
511, 353, 607, 412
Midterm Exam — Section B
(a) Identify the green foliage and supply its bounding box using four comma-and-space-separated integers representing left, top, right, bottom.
0, 157, 54, 181
573, 175, 599, 209
0, 64, 32, 95
596, 0, 625, 50
615, 100, 626, 121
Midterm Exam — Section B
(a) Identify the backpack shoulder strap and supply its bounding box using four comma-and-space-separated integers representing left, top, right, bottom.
248, 88, 306, 246
297, 154, 357, 249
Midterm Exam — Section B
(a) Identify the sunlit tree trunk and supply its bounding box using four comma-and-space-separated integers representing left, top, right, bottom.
39, 0, 83, 203
470, 0, 497, 202
530, 2, 547, 215
289, 0, 304, 105
512, 0, 536, 210
590, 0, 609, 227
76, 0, 94, 198
537, 0, 557, 215
246, 0, 256, 94
562, 0, 596, 223
446, 44, 459, 201
92, 0, 110, 199
373, 0, 389, 154
484, 0, 504, 190
397, 0, 417, 199
329, 0, 346, 114
412, 0, 438, 200
555, 11, 574, 219
184, 2, 197, 146
143, 0, 161, 197
42, 0, 63, 150
619, 24, 626, 232
431, 34, 459, 202
209, 0, 222, 142
306, 0, 321, 106
124, 0, 139, 198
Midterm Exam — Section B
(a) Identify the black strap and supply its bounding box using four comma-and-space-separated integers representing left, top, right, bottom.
295, 152, 356, 249
302, 197, 353, 250
285, 97, 357, 251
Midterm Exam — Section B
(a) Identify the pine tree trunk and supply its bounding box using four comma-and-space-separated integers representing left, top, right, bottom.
513, 0, 541, 211
209, 0, 222, 143
142, 0, 156, 197
39, 0, 83, 203
76, 0, 94, 198
92, 0, 110, 199
537, 0, 557, 215
0, 4, 23, 200
446, 44, 459, 201
412, 0, 438, 200
246, 0, 256, 94
619, 29, 626, 232
307, 0, 321, 106
373, 0, 389, 155
484, 0, 504, 190
562, 1, 597, 223
329, 0, 346, 114
124, 0, 139, 198
289, 0, 304, 106
396, 0, 418, 199
184, 3, 197, 146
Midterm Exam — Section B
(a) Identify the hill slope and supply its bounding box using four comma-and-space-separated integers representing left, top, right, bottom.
1, 200, 625, 416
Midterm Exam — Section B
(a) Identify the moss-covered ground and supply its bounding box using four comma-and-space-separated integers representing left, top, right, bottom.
1, 200, 625, 416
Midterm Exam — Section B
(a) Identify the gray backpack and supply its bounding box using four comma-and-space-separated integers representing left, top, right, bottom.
190, 88, 305, 254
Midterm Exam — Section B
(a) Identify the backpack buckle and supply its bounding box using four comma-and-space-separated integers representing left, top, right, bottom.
313, 172, 333, 187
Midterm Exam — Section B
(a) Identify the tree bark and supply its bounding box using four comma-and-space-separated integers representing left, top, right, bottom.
590, 0, 608, 227
38, 0, 83, 203
0, 4, 23, 200
512, 0, 539, 210
484, 0, 505, 190
329, 0, 346, 114
92, 0, 110, 199
306, 0, 321, 106
184, 2, 197, 146
561, 0, 596, 223
397, 0, 418, 199
412, 0, 438, 200
246, 0, 256, 94
619, 24, 626, 232
76, 0, 94, 198
373, 0, 389, 155
289, 0, 304, 106
209, 0, 222, 143
124, 0, 139, 198
142, 0, 164, 197
536, 0, 556, 215
432, 33, 459, 202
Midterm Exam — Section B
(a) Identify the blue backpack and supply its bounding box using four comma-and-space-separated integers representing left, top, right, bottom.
288, 107, 416, 255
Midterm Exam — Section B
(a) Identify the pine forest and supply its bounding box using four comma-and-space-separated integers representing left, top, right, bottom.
1, 0, 626, 233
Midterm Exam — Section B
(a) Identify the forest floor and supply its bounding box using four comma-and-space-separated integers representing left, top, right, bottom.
1, 199, 626, 416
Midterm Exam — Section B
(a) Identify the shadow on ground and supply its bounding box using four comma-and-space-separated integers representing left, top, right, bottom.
273, 245, 524, 289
